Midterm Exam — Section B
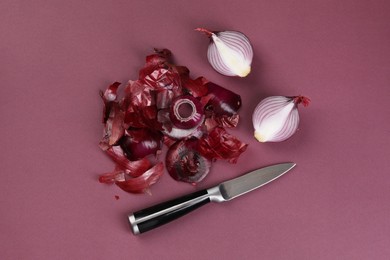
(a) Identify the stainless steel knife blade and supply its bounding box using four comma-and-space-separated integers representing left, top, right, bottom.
128, 162, 296, 234
210, 162, 296, 202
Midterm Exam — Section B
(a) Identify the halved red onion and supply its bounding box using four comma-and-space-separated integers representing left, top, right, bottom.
252, 96, 310, 142
196, 28, 253, 77
166, 139, 211, 184
169, 95, 204, 129
119, 128, 162, 161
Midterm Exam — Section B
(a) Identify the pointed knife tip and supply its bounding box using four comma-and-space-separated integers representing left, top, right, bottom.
285, 162, 297, 170
290, 162, 297, 168
291, 162, 297, 167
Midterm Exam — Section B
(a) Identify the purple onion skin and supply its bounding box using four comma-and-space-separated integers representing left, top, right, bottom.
120, 128, 162, 161
166, 139, 211, 184
205, 82, 241, 116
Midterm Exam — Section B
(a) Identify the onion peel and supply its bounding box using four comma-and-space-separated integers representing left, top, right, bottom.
98, 49, 248, 194
105, 146, 152, 177
115, 162, 164, 194
199, 127, 248, 163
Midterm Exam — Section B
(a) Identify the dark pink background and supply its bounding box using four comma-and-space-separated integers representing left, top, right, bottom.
1, 1, 389, 259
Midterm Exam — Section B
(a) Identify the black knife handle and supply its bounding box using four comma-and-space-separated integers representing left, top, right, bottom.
128, 189, 210, 235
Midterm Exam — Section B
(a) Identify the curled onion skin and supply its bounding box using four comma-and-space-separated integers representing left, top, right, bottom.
100, 82, 121, 123
196, 28, 253, 77
115, 162, 164, 194
252, 96, 310, 142
199, 127, 248, 163
183, 77, 209, 97
99, 152, 163, 194
104, 146, 152, 177
166, 139, 211, 184
101, 102, 125, 146
204, 82, 241, 116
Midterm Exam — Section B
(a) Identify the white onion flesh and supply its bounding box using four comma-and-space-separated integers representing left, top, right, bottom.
163, 124, 204, 140
199, 29, 253, 77
252, 96, 309, 142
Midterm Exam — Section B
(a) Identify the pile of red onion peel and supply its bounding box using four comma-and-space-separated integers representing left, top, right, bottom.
98, 49, 248, 194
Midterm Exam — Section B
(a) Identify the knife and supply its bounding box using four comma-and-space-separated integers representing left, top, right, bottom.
128, 162, 296, 235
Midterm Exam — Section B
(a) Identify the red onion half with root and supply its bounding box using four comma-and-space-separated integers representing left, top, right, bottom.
252, 96, 310, 142
196, 28, 253, 77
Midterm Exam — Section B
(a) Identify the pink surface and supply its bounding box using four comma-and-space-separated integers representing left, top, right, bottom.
1, 0, 390, 259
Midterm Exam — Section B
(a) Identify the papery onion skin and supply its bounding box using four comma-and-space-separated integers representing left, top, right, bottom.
166, 139, 211, 184
253, 96, 310, 142
119, 128, 163, 161
124, 105, 162, 130
104, 146, 152, 177
99, 156, 163, 194
99, 164, 127, 184
183, 77, 209, 97
196, 28, 253, 77
201, 82, 242, 130
156, 89, 174, 109
204, 82, 241, 116
139, 49, 185, 97
115, 162, 164, 194
99, 102, 125, 147
100, 82, 121, 123
199, 127, 248, 163
205, 114, 240, 131
123, 80, 154, 108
